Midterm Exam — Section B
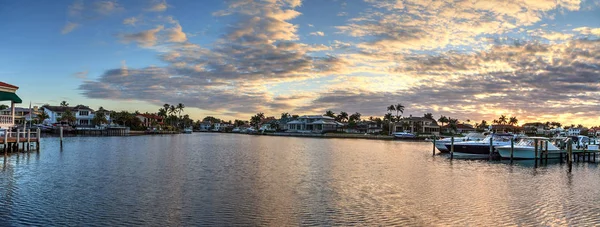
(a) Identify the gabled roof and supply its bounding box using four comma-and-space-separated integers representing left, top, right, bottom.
0, 82, 18, 89
42, 105, 95, 113
137, 114, 163, 120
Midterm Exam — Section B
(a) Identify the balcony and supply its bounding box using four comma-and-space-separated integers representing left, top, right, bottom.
0, 115, 14, 128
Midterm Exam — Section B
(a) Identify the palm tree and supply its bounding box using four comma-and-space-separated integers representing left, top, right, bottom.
177, 103, 185, 117
37, 111, 49, 124
394, 103, 405, 119
280, 112, 290, 119
387, 105, 395, 114
499, 115, 508, 125
509, 117, 518, 126
324, 110, 336, 118
60, 101, 69, 107
438, 115, 448, 126
0, 104, 8, 110
337, 111, 348, 122
92, 111, 108, 126
384, 113, 394, 122
423, 113, 433, 120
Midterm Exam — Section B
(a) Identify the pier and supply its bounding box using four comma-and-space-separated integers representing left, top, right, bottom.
2, 128, 41, 153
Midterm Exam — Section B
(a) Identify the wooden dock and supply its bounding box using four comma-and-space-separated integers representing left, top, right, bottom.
2, 128, 41, 153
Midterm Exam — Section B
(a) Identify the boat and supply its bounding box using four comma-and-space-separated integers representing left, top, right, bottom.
496, 137, 562, 159
435, 133, 486, 153
393, 132, 416, 139
183, 127, 193, 134
566, 135, 600, 152
444, 133, 516, 158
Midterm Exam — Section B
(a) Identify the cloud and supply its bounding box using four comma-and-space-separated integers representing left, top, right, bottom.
72, 70, 88, 79
68, 0, 84, 17
94, 0, 122, 15
338, 0, 584, 53
309, 31, 325, 36
167, 23, 187, 42
61, 22, 79, 34
573, 27, 600, 36
147, 1, 168, 12
123, 17, 139, 26
119, 25, 164, 47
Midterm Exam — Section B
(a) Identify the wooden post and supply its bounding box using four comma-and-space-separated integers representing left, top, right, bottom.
534, 139, 538, 167
60, 126, 63, 148
489, 135, 493, 161
510, 138, 514, 163
16, 129, 20, 151
450, 136, 454, 160
432, 136, 436, 155
26, 129, 31, 151
567, 139, 573, 172
36, 128, 40, 151
3, 131, 7, 153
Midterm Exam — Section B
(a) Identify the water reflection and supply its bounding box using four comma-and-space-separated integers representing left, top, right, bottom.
0, 135, 599, 225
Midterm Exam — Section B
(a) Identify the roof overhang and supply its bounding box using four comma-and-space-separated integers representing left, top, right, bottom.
0, 91, 22, 103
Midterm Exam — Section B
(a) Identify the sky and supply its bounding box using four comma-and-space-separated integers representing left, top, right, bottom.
1, 0, 600, 126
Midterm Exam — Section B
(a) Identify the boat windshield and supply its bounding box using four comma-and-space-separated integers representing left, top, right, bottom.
516, 139, 534, 146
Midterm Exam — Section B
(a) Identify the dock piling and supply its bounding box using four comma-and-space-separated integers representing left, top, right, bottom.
26, 129, 31, 151
16, 129, 20, 151
534, 139, 538, 168
36, 128, 40, 151
510, 138, 514, 163
489, 135, 493, 161
3, 131, 7, 153
567, 139, 573, 172
450, 136, 454, 160
432, 136, 436, 156
60, 127, 63, 148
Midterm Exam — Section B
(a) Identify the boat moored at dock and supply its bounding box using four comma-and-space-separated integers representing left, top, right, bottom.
496, 137, 562, 159
445, 133, 516, 158
435, 133, 486, 153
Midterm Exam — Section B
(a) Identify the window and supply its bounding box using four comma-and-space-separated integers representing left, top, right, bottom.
79, 111, 89, 116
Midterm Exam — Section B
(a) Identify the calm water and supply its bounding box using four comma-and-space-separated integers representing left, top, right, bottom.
1, 134, 600, 226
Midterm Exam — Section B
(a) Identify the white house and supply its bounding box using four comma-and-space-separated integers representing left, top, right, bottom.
567, 127, 581, 136
41, 105, 97, 125
286, 115, 341, 133
0, 82, 22, 129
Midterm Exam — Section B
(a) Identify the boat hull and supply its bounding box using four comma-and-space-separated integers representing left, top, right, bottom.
497, 147, 562, 159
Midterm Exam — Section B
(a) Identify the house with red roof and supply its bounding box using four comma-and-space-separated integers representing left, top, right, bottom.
136, 114, 164, 128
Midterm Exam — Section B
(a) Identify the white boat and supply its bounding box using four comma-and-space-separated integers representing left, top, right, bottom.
183, 127, 193, 134
393, 132, 416, 139
434, 133, 485, 153
496, 137, 562, 159
566, 135, 600, 152
445, 133, 516, 158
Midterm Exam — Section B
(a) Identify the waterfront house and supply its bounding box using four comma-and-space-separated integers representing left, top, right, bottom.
490, 124, 521, 133
286, 115, 341, 133
136, 114, 163, 128
0, 106, 39, 125
41, 105, 97, 126
567, 127, 581, 136
259, 117, 279, 132
589, 127, 600, 137
522, 122, 546, 135
367, 121, 383, 134
0, 82, 22, 129
393, 116, 440, 136
212, 122, 232, 132
441, 123, 475, 134
199, 121, 212, 131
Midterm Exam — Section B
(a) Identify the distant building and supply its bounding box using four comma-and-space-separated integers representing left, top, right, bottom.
0, 107, 39, 125
199, 121, 212, 131
286, 115, 342, 133
490, 124, 521, 133
136, 114, 163, 128
393, 116, 440, 135
567, 127, 581, 136
441, 123, 475, 134
522, 122, 546, 135
41, 105, 97, 125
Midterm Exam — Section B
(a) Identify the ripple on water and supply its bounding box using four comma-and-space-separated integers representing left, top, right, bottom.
1, 135, 600, 226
